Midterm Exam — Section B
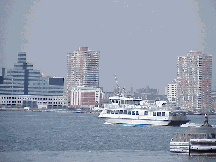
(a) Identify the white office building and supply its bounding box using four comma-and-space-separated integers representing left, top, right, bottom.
167, 79, 177, 103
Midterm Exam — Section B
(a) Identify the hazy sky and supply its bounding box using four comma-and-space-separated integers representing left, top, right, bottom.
0, 0, 216, 93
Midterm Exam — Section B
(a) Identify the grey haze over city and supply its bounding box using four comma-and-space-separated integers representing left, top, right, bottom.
0, 0, 216, 93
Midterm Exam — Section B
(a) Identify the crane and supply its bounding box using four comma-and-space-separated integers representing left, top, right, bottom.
114, 74, 126, 97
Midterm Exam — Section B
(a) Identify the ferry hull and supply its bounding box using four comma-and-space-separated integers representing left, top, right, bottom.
168, 120, 190, 126
104, 118, 170, 126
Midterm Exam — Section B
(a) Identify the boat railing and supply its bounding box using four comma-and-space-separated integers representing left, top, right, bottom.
146, 105, 172, 111
104, 103, 149, 109
104, 104, 119, 109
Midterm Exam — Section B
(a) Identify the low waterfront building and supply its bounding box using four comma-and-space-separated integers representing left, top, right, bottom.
135, 85, 159, 95
0, 95, 68, 109
69, 86, 103, 109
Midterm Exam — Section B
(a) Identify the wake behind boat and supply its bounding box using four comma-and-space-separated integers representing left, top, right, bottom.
98, 96, 189, 126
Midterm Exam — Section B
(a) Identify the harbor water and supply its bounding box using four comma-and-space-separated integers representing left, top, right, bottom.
1, 111, 216, 162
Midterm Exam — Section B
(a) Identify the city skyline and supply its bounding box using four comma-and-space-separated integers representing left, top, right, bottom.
1, 0, 216, 93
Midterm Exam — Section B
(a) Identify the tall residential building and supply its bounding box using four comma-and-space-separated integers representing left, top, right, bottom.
176, 51, 212, 113
167, 79, 177, 102
0, 52, 65, 96
67, 47, 100, 97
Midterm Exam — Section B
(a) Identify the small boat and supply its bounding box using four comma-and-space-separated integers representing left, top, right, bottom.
180, 123, 200, 127
170, 114, 216, 155
98, 96, 189, 126
24, 107, 30, 111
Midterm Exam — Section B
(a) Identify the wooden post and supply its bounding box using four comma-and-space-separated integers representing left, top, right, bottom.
189, 141, 191, 156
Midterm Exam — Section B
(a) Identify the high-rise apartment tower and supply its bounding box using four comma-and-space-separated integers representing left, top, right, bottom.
67, 47, 100, 96
176, 51, 212, 113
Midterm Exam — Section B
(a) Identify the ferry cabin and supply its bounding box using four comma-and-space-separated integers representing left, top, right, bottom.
105, 109, 170, 117
99, 108, 185, 120
104, 96, 144, 109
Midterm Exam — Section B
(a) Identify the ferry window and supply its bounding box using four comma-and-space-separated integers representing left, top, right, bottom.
136, 111, 139, 115
119, 110, 123, 114
107, 110, 111, 114
115, 110, 119, 114
157, 112, 161, 116
169, 112, 172, 116
144, 111, 148, 115
121, 100, 124, 104
123, 110, 127, 114
162, 112, 165, 116
128, 101, 133, 105
134, 101, 140, 105
132, 111, 135, 115
128, 111, 131, 115
153, 112, 156, 116
111, 111, 114, 114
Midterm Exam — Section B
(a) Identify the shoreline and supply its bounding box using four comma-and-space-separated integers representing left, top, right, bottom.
0, 108, 101, 113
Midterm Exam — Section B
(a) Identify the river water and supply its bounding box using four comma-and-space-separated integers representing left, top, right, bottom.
0, 111, 216, 162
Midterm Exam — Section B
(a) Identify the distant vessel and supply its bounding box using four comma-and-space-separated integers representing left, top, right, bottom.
170, 114, 216, 155
24, 107, 30, 111
98, 96, 189, 126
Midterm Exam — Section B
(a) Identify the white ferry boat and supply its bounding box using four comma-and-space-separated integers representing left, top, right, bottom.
98, 96, 189, 126
170, 114, 216, 155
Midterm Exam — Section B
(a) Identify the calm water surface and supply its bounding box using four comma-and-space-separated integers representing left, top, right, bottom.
0, 111, 216, 162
